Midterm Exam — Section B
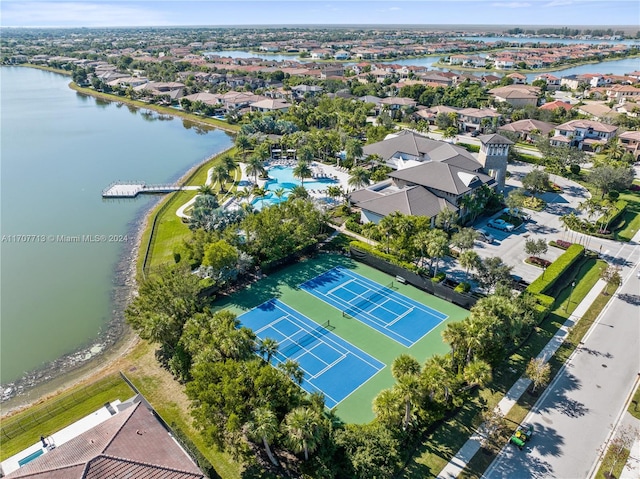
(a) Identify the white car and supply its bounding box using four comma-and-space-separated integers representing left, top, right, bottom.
502, 207, 530, 221
488, 218, 515, 232
476, 228, 495, 243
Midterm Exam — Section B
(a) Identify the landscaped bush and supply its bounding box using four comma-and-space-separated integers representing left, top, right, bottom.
595, 199, 628, 232
551, 239, 573, 250
526, 244, 585, 296
345, 218, 363, 234
457, 142, 480, 153
432, 272, 446, 283
527, 256, 552, 268
349, 241, 421, 274
454, 282, 471, 293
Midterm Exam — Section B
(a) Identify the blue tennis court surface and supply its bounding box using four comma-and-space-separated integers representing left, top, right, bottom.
300, 266, 448, 347
238, 298, 385, 409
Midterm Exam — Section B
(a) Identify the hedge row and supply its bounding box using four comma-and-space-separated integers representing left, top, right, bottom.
349, 240, 422, 274
526, 244, 585, 296
457, 142, 481, 153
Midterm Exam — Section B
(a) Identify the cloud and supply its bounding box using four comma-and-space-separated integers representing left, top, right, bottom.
544, 0, 575, 5
1, 2, 169, 27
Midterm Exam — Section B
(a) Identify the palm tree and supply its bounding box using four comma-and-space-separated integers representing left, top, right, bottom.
391, 355, 421, 430
273, 187, 287, 201
345, 138, 363, 166
325, 185, 343, 202
258, 337, 279, 363
211, 164, 232, 193
442, 321, 468, 373
288, 185, 309, 201
462, 359, 492, 389
426, 229, 449, 276
412, 230, 431, 267
245, 155, 266, 185
372, 388, 402, 427
298, 145, 315, 164
221, 155, 236, 175
459, 250, 480, 281
235, 134, 252, 160
278, 359, 304, 385
246, 407, 280, 466
252, 186, 268, 210
198, 184, 215, 196
293, 160, 312, 187
347, 166, 370, 190
283, 407, 321, 461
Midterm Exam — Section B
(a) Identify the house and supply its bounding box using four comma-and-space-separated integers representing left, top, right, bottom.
575, 102, 616, 121
456, 108, 501, 133
539, 100, 573, 112
606, 84, 640, 104
534, 73, 561, 89
291, 84, 323, 99
379, 97, 417, 111
506, 72, 527, 84
550, 119, 618, 151
618, 130, 640, 160
490, 85, 540, 107
2, 396, 204, 478
249, 98, 291, 113
498, 119, 555, 141
334, 50, 350, 60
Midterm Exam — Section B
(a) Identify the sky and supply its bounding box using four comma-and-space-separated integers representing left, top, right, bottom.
1, 0, 638, 28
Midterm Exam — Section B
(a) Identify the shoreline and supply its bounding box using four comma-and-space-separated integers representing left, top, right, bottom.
1, 73, 235, 415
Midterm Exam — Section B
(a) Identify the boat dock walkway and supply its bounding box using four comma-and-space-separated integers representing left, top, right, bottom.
102, 182, 198, 198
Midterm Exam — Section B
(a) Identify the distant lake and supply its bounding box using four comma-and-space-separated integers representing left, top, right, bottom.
0, 67, 233, 387
454, 36, 640, 45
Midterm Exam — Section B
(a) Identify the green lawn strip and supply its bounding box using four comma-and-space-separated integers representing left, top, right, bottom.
212, 253, 468, 425
68, 82, 240, 133
595, 447, 630, 479
628, 384, 640, 421
138, 148, 239, 273
460, 259, 609, 479
616, 191, 640, 241
23, 64, 71, 76
0, 374, 133, 460
403, 257, 603, 478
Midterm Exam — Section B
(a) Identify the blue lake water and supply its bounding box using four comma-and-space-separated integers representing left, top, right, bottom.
0, 67, 233, 387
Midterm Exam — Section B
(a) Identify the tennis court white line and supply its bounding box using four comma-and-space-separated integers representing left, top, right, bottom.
385, 306, 414, 327
255, 314, 289, 335
310, 353, 348, 379
327, 278, 354, 296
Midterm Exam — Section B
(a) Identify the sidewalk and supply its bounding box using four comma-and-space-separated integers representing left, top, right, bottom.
437, 279, 607, 479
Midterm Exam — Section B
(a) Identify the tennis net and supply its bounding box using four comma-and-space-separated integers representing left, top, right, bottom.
279, 320, 330, 357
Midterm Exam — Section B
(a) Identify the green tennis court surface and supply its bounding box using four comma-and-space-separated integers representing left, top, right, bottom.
215, 254, 469, 423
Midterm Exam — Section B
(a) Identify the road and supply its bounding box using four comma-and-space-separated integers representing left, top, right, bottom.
484, 239, 640, 479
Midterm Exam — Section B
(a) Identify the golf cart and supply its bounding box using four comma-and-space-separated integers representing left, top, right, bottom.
510, 423, 533, 450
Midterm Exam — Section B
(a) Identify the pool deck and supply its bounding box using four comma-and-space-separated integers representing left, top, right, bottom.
1, 400, 122, 475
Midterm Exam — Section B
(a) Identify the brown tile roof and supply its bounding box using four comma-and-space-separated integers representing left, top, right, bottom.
355, 185, 457, 218
7, 401, 204, 479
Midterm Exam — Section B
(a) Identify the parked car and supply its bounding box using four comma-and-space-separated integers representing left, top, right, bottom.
488, 218, 515, 232
502, 207, 530, 221
476, 228, 495, 243
470, 129, 481, 137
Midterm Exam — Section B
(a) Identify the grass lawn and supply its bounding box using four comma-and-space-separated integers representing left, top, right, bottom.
628, 384, 640, 421
595, 447, 630, 479
615, 190, 640, 242
0, 374, 133, 461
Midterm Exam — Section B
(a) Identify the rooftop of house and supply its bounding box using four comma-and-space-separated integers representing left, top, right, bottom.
498, 119, 555, 136
389, 161, 495, 196
353, 183, 458, 218
555, 119, 618, 133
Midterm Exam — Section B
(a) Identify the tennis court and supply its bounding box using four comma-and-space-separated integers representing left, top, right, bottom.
300, 266, 448, 347
238, 298, 385, 409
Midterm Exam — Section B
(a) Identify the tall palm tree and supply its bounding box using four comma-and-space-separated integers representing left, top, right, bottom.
258, 337, 279, 363
345, 138, 363, 166
293, 160, 312, 187
235, 134, 252, 160
273, 187, 287, 201
245, 155, 266, 185
283, 407, 321, 461
298, 145, 315, 164
442, 321, 468, 373
211, 164, 232, 193
459, 249, 480, 281
221, 155, 236, 175
198, 184, 215, 196
347, 166, 370, 190
391, 354, 422, 430
463, 359, 492, 389
412, 230, 431, 267
325, 185, 343, 202
372, 388, 402, 428
246, 407, 280, 466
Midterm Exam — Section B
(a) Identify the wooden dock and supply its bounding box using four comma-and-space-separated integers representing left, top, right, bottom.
102, 182, 182, 198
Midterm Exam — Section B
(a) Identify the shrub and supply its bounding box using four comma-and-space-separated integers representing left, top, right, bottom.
350, 241, 421, 274
608, 190, 620, 201
454, 282, 471, 293
570, 164, 581, 175
527, 244, 584, 296
345, 218, 363, 234
457, 142, 480, 153
528, 256, 552, 268
630, 184, 640, 192
552, 239, 573, 249
432, 272, 446, 283
595, 199, 627, 232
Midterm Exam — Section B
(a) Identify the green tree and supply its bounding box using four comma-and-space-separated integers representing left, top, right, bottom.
524, 357, 551, 393
258, 337, 279, 363
246, 407, 280, 466
202, 239, 238, 271
372, 388, 402, 428
293, 160, 312, 186
522, 168, 550, 198
211, 164, 232, 193
283, 407, 321, 460
345, 138, 364, 166
474, 256, 513, 293
391, 355, 422, 430
245, 155, 266, 185
589, 165, 634, 199
347, 166, 371, 190
334, 423, 400, 479
463, 359, 493, 389
451, 227, 478, 251
426, 228, 450, 276
459, 249, 480, 281
600, 264, 623, 294
442, 321, 468, 373
198, 184, 215, 196
524, 238, 548, 259
235, 134, 252, 160
435, 207, 458, 233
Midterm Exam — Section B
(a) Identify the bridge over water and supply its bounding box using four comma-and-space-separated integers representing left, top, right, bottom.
102, 182, 198, 198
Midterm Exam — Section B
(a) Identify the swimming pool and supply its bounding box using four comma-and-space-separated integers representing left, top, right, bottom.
251, 165, 337, 209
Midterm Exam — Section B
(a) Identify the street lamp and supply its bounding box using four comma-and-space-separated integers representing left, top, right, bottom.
565, 280, 576, 312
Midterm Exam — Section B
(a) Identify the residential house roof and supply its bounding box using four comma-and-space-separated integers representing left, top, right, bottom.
249, 99, 291, 110
389, 162, 494, 196
539, 100, 573, 111
355, 185, 458, 218
478, 133, 514, 145
490, 85, 540, 100
575, 102, 615, 120
498, 119, 555, 136
7, 400, 204, 479
555, 119, 618, 133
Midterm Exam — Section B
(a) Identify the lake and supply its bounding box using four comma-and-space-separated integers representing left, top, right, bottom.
0, 67, 233, 390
